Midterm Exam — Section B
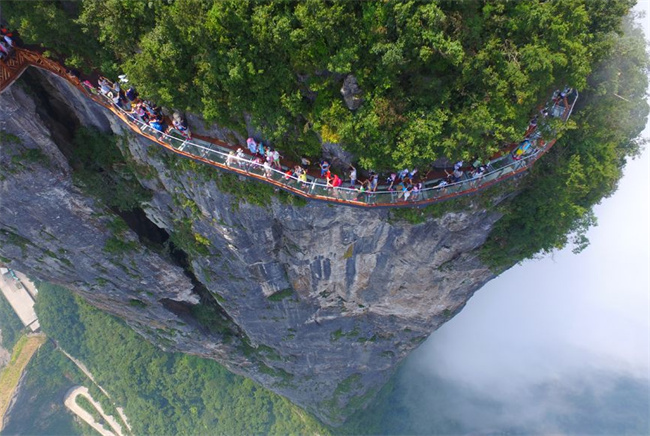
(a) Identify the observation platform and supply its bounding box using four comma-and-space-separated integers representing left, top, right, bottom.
0, 47, 578, 209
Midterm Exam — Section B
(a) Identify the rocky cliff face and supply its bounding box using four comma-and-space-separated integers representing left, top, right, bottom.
0, 68, 502, 424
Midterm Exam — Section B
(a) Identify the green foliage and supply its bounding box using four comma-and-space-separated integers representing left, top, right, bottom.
0, 131, 22, 145
75, 395, 111, 432
169, 218, 211, 257
0, 292, 26, 350
104, 236, 139, 254
10, 148, 48, 166
0, 230, 31, 254
335, 374, 363, 396
106, 216, 130, 235
277, 190, 309, 207
75, 0, 157, 60
34, 282, 86, 357
70, 127, 152, 212
389, 194, 475, 224
33, 283, 328, 435
162, 152, 279, 209
267, 288, 295, 302
320, 373, 365, 423
7, 0, 634, 169
172, 193, 201, 218
5, 144, 49, 176
189, 303, 235, 337
330, 325, 361, 342
212, 172, 274, 209
3, 0, 118, 75
86, 383, 126, 432
128, 298, 146, 308
481, 15, 649, 269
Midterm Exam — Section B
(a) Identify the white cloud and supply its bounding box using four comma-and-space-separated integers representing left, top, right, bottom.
392, 6, 650, 433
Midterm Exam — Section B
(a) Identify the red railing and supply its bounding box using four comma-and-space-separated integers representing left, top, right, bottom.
0, 48, 578, 209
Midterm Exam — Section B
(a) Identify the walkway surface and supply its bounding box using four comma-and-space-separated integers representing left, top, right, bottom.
0, 270, 39, 331
13, 271, 38, 299
64, 386, 125, 436
0, 47, 577, 208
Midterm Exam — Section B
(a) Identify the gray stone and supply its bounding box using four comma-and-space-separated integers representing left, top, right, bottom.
340, 74, 363, 111
0, 68, 506, 426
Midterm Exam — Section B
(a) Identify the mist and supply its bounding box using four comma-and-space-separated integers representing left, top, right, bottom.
374, 88, 650, 436
354, 125, 650, 436
364, 9, 650, 433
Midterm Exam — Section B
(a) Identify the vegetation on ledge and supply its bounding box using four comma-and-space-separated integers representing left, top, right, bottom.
5, 0, 636, 169
481, 15, 648, 269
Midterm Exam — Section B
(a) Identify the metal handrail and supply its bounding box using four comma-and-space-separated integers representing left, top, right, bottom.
0, 47, 579, 208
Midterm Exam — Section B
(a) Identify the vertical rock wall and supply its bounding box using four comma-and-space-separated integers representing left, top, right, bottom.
0, 68, 502, 424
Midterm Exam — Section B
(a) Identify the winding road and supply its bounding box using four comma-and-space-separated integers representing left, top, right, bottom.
63, 386, 124, 436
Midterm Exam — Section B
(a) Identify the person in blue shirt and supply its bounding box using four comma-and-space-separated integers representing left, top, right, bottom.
320, 160, 330, 178
247, 138, 257, 155
149, 118, 167, 138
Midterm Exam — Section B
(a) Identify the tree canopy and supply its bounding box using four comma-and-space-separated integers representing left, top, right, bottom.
4, 0, 637, 169
481, 13, 648, 268
34, 282, 328, 435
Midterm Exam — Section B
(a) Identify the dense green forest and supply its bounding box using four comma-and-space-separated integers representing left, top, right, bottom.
4, 0, 636, 168
32, 282, 328, 435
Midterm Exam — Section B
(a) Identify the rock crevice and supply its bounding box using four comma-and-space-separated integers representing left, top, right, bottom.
0, 68, 501, 425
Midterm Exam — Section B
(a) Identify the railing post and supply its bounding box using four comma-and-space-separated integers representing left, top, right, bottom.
0, 48, 579, 209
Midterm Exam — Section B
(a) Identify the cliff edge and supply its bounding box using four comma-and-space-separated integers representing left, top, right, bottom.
1, 67, 504, 425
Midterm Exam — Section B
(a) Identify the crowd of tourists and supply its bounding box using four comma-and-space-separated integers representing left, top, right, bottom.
80, 65, 492, 199
228, 144, 495, 202
89, 70, 537, 201
94, 74, 192, 141
513, 86, 572, 162
1, 22, 571, 203
228, 90, 574, 197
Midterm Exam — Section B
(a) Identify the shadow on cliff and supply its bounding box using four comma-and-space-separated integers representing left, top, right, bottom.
19, 67, 240, 342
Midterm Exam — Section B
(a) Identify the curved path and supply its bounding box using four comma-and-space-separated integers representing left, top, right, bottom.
0, 48, 578, 208
64, 386, 124, 436
57, 346, 132, 434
